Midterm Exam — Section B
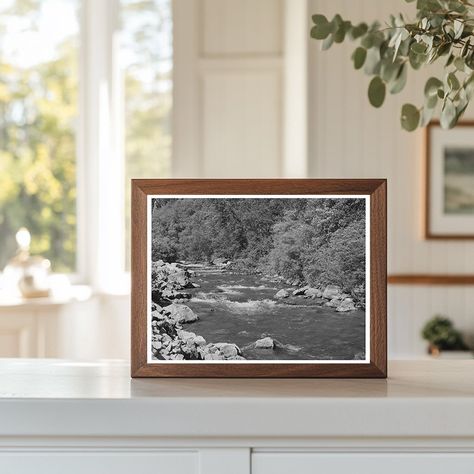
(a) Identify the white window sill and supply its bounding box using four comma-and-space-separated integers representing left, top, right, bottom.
0, 285, 93, 308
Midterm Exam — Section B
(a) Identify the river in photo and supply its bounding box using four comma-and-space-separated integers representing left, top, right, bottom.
185, 265, 366, 360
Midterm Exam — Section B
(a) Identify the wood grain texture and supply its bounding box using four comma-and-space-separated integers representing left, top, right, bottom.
131, 179, 387, 378
425, 120, 474, 240
388, 274, 474, 285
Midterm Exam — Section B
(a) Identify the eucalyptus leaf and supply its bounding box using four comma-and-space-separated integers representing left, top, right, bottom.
364, 47, 382, 75
381, 58, 402, 82
411, 42, 428, 55
390, 64, 408, 94
461, 39, 471, 58
352, 47, 367, 70
401, 103, 420, 131
310, 1, 474, 130
440, 98, 457, 128
311, 23, 332, 40
447, 72, 460, 91
445, 53, 455, 67
321, 34, 334, 51
368, 76, 386, 108
350, 23, 368, 40
426, 93, 438, 109
465, 74, 474, 99
424, 77, 443, 97
420, 104, 437, 126
312, 14, 329, 26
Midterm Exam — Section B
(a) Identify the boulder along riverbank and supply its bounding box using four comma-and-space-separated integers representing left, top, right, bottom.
150, 260, 366, 361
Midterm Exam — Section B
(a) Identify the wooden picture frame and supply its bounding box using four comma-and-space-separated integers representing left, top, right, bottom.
425, 120, 474, 239
131, 179, 387, 378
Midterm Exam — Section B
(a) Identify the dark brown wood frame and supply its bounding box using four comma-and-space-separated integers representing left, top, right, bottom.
131, 179, 387, 378
425, 120, 474, 240
388, 274, 474, 285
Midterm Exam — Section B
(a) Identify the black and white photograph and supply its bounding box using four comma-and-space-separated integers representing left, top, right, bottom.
426, 121, 474, 238
147, 196, 369, 363
444, 147, 474, 215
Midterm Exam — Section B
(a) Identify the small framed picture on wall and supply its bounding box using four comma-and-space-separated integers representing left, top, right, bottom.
426, 121, 474, 239
131, 179, 387, 378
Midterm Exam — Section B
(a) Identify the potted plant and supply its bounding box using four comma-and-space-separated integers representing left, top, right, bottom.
421, 315, 471, 357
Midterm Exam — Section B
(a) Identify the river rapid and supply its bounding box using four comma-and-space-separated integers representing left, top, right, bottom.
184, 265, 366, 361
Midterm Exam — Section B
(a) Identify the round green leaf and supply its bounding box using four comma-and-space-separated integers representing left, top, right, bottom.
321, 34, 334, 51
401, 103, 420, 131
333, 22, 350, 43
350, 23, 368, 40
352, 47, 367, 70
461, 39, 471, 58
381, 59, 402, 83
312, 14, 329, 26
426, 93, 438, 109
411, 42, 427, 55
311, 23, 332, 40
409, 50, 427, 70
447, 72, 460, 91
441, 99, 457, 129
445, 54, 455, 67
390, 65, 407, 94
368, 76, 386, 108
364, 48, 381, 75
424, 77, 443, 98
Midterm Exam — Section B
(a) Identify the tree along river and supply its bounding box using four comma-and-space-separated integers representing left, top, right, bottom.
184, 265, 366, 361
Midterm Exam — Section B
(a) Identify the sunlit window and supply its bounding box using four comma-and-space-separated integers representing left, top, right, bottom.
121, 0, 173, 269
0, 0, 79, 273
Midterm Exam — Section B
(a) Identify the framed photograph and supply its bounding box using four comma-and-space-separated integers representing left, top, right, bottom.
131, 179, 387, 378
426, 121, 474, 239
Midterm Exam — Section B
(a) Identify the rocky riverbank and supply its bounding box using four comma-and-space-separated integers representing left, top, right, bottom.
151, 261, 245, 361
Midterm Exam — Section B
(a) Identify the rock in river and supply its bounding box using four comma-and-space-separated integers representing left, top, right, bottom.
305, 287, 323, 298
164, 303, 198, 324
275, 289, 290, 299
336, 298, 357, 312
322, 285, 343, 300
193, 335, 206, 346
292, 286, 309, 296
214, 342, 240, 359
255, 337, 274, 349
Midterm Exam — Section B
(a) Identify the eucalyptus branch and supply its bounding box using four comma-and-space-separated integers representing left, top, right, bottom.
310, 0, 474, 131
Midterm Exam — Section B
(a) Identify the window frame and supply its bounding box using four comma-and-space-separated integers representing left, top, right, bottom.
76, 0, 127, 293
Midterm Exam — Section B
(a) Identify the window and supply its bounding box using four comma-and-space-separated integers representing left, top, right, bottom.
0, 0, 80, 272
0, 0, 173, 284
120, 0, 173, 269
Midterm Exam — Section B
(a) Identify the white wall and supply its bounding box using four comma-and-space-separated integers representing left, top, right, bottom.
173, 0, 285, 177
309, 0, 474, 356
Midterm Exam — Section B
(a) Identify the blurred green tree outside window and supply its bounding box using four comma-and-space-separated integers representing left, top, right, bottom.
0, 0, 172, 275
0, 0, 79, 272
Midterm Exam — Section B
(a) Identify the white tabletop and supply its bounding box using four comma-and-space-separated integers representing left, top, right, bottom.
0, 359, 473, 439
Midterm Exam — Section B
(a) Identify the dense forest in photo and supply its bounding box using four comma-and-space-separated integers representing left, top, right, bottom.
151, 197, 366, 294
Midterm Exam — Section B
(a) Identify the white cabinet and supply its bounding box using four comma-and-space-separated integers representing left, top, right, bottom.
252, 453, 474, 474
0, 452, 198, 474
1, 360, 474, 474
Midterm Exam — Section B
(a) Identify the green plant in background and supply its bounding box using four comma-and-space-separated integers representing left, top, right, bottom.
311, 0, 474, 131
421, 315, 469, 353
